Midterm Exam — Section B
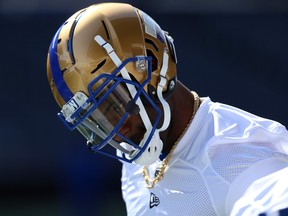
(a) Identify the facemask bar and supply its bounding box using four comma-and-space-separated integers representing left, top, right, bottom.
57, 55, 162, 162
82, 87, 161, 162
77, 121, 131, 155
58, 56, 153, 130
95, 35, 153, 132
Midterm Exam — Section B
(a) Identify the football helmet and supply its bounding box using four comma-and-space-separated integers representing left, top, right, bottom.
47, 3, 177, 165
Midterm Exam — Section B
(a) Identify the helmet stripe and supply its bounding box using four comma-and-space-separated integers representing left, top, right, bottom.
49, 26, 74, 103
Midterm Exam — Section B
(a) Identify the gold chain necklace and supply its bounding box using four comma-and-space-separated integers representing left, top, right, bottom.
142, 91, 200, 189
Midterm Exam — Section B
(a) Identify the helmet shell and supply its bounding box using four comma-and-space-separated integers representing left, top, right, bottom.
47, 2, 177, 107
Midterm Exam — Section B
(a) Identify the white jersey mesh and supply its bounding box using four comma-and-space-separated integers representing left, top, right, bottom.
159, 160, 217, 216
121, 97, 288, 216
208, 142, 288, 183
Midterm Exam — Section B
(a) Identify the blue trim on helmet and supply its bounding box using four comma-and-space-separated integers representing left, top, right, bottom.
49, 26, 74, 102
49, 10, 86, 103
67, 10, 86, 64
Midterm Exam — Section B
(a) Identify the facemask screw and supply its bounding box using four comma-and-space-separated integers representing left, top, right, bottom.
169, 80, 175, 91
136, 59, 147, 72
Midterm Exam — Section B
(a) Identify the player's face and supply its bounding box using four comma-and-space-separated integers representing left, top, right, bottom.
92, 88, 146, 145
115, 103, 161, 145
115, 114, 146, 144
88, 79, 162, 147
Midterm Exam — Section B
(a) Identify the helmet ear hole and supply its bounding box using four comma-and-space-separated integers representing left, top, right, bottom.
148, 78, 176, 103
148, 84, 158, 101
146, 49, 158, 72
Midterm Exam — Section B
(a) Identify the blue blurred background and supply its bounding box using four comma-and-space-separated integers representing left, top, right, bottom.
0, 0, 288, 215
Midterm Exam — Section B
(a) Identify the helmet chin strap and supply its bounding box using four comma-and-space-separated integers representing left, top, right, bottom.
95, 35, 152, 130
156, 49, 171, 133
94, 35, 171, 165
133, 50, 171, 165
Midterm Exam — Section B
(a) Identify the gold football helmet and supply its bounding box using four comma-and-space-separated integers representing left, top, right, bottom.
47, 3, 177, 165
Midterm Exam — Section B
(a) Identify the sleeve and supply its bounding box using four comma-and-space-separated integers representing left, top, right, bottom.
226, 157, 288, 216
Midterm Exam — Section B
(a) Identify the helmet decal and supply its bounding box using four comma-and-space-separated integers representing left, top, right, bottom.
141, 11, 158, 38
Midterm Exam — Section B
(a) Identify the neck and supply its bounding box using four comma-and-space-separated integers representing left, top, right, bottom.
160, 81, 197, 155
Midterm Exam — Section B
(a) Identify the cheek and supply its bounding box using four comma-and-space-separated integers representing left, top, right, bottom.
145, 104, 164, 129
125, 115, 146, 143
112, 114, 145, 144
118, 104, 163, 143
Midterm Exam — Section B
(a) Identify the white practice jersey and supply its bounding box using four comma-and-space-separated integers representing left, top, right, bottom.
120, 97, 288, 216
